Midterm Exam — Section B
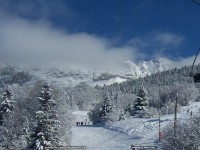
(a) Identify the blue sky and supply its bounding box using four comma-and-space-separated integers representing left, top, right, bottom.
0, 0, 200, 70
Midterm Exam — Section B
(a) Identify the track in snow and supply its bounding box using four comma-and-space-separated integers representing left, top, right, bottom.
70, 102, 200, 150
71, 125, 135, 150
71, 111, 134, 150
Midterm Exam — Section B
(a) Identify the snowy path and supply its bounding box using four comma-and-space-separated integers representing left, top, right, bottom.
71, 111, 134, 150
70, 111, 170, 150
70, 111, 162, 149
71, 125, 134, 150
70, 103, 200, 150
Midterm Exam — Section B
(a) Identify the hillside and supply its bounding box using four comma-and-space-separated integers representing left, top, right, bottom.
0, 61, 200, 149
0, 57, 173, 88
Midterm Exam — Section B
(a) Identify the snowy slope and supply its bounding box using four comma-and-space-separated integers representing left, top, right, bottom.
71, 111, 134, 150
106, 101, 200, 146
70, 102, 200, 150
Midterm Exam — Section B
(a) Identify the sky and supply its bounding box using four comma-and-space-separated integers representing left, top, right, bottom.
0, 0, 200, 71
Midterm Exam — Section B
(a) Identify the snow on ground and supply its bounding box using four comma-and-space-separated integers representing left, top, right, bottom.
180, 101, 200, 115
71, 125, 134, 150
71, 111, 134, 150
88, 77, 127, 87
71, 102, 200, 150
105, 77, 126, 85
31, 68, 127, 87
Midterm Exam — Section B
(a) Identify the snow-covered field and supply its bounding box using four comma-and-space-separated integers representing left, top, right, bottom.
71, 102, 200, 150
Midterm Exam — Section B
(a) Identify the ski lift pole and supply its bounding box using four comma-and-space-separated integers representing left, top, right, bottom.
191, 48, 200, 83
191, 48, 200, 75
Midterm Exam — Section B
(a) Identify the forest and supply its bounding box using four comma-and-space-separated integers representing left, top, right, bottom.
0, 63, 200, 149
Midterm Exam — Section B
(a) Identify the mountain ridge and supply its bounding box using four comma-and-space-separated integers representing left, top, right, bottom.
0, 57, 173, 87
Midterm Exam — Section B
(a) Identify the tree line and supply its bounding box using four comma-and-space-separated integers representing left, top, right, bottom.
0, 81, 72, 150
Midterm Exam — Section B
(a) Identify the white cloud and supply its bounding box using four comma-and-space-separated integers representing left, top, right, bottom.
153, 33, 184, 46
0, 0, 74, 20
127, 31, 184, 59
126, 31, 200, 70
0, 5, 194, 73
0, 17, 136, 72
171, 55, 200, 69
127, 32, 184, 47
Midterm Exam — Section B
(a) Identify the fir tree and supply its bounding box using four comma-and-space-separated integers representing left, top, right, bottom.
0, 88, 15, 116
30, 83, 60, 150
100, 93, 114, 117
21, 115, 31, 147
100, 93, 115, 122
0, 87, 16, 149
134, 88, 149, 118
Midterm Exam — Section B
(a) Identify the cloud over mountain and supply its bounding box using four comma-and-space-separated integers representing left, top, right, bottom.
0, 2, 196, 73
0, 16, 137, 72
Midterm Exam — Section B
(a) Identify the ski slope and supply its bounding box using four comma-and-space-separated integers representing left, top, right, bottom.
72, 124, 135, 150
71, 111, 158, 149
71, 102, 200, 150
71, 111, 135, 150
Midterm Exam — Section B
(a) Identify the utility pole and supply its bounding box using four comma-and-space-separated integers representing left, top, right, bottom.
174, 93, 178, 138
158, 98, 161, 142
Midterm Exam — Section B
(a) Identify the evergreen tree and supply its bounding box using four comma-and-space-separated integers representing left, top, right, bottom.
134, 88, 149, 118
0, 88, 15, 117
100, 93, 114, 117
20, 116, 29, 147
29, 83, 60, 150
0, 87, 16, 149
88, 102, 103, 124
100, 93, 115, 122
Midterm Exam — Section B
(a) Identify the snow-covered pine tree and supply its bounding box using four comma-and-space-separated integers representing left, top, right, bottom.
88, 102, 103, 124
29, 83, 60, 150
0, 88, 15, 117
100, 93, 115, 122
100, 93, 114, 117
134, 88, 149, 118
0, 87, 16, 149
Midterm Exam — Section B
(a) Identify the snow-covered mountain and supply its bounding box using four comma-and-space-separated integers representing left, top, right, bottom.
0, 57, 173, 87
89, 57, 172, 86
123, 57, 172, 78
